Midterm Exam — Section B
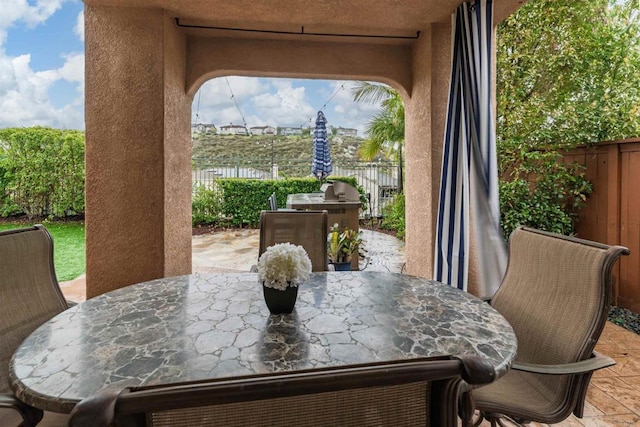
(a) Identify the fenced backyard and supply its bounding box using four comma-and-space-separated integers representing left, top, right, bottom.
192, 157, 400, 219
564, 137, 640, 313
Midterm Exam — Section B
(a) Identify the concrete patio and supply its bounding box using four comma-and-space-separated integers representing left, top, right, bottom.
57, 229, 640, 426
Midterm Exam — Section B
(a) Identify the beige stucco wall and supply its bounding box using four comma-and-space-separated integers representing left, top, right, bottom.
85, 6, 191, 298
404, 23, 452, 278
162, 17, 193, 279
84, 9, 453, 296
83, 1, 513, 296
186, 37, 412, 97
84, 5, 423, 297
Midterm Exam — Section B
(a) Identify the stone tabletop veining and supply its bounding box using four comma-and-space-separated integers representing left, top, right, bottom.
10, 272, 517, 413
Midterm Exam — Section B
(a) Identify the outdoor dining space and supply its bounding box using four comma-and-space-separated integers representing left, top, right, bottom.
3, 0, 640, 425
12, 271, 515, 422
1, 223, 637, 426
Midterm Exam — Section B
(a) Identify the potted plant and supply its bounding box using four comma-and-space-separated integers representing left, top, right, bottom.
327, 223, 364, 271
257, 243, 312, 314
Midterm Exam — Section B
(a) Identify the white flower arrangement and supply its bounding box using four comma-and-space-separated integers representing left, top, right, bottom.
257, 243, 312, 291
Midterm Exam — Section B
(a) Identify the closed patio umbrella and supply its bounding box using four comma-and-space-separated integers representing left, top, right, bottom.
311, 111, 332, 182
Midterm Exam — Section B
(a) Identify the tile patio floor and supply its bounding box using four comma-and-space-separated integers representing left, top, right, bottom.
58, 229, 640, 427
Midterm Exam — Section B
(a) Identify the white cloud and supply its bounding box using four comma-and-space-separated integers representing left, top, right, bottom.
0, 1, 85, 129
0, 55, 56, 126
251, 80, 315, 127
0, 51, 84, 129
74, 10, 84, 42
192, 76, 268, 126
0, 0, 66, 28
1, 2, 384, 134
326, 81, 382, 137
0, 0, 67, 46
252, 92, 282, 110
196, 105, 246, 127
193, 76, 319, 128
58, 52, 83, 84
191, 78, 384, 137
199, 76, 266, 106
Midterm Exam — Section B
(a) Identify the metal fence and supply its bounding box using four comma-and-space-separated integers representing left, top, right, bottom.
192, 157, 399, 218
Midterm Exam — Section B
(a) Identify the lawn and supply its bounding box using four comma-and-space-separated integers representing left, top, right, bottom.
0, 221, 85, 282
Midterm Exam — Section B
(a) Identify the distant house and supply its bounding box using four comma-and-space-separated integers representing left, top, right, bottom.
334, 127, 358, 137
249, 125, 276, 135
219, 124, 249, 135
278, 126, 303, 136
191, 123, 216, 134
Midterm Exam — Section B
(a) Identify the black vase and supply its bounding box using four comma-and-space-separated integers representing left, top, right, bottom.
263, 283, 298, 314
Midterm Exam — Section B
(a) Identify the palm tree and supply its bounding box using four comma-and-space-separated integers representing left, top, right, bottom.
351, 82, 404, 193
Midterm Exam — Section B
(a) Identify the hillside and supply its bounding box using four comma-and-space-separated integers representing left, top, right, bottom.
192, 133, 367, 163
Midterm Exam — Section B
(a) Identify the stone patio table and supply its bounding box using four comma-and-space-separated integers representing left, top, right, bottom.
10, 271, 517, 414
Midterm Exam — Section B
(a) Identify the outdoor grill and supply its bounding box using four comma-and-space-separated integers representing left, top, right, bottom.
320, 181, 360, 202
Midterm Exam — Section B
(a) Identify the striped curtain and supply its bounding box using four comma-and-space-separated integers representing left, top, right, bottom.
433, 0, 506, 299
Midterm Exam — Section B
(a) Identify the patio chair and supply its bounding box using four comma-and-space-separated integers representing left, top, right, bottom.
69, 355, 496, 427
465, 226, 629, 427
267, 192, 296, 212
258, 210, 329, 271
268, 192, 278, 210
0, 225, 71, 427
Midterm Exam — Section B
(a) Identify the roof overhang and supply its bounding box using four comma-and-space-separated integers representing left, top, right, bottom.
84, 0, 527, 45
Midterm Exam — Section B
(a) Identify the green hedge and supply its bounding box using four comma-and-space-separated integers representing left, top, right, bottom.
193, 177, 366, 227
0, 127, 85, 219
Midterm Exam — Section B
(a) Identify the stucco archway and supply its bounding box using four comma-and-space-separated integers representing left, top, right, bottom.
83, 1, 527, 297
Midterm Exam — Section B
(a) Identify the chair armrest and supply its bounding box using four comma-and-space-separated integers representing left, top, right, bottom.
512, 351, 615, 375
69, 387, 122, 427
0, 393, 44, 427
0, 393, 19, 409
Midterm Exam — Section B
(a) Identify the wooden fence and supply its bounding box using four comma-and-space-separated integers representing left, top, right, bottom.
564, 138, 640, 312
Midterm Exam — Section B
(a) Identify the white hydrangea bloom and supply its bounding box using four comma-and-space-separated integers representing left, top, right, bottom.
257, 243, 312, 291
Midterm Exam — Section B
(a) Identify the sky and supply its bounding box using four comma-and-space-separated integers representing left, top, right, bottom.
1, 0, 383, 136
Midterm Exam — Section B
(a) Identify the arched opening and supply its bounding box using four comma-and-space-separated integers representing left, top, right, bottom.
83, 4, 461, 296
189, 76, 406, 274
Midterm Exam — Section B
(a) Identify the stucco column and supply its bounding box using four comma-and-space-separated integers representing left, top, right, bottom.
404, 23, 452, 278
85, 6, 191, 298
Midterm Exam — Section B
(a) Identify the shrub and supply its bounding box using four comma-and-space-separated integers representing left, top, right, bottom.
0, 127, 85, 219
192, 183, 227, 226
217, 178, 319, 227
192, 176, 366, 227
380, 193, 405, 239
499, 150, 591, 239
0, 161, 21, 217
